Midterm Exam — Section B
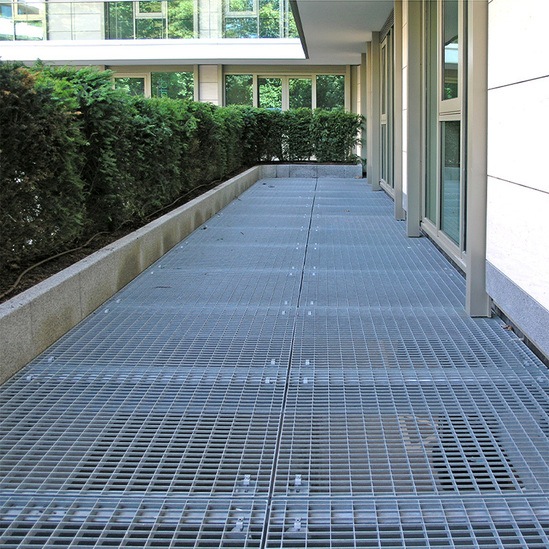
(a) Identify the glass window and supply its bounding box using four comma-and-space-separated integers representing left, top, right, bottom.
106, 2, 134, 39
136, 0, 164, 16
167, 0, 194, 38
151, 72, 193, 100
258, 77, 282, 109
228, 0, 255, 13
114, 77, 145, 96
440, 120, 461, 244
289, 78, 312, 109
224, 16, 257, 37
225, 74, 253, 106
259, 0, 280, 37
443, 0, 459, 100
381, 44, 387, 115
316, 75, 344, 110
135, 17, 165, 38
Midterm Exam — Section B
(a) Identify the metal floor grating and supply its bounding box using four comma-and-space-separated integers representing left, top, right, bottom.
1, 177, 549, 548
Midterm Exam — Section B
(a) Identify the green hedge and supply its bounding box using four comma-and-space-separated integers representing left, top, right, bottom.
0, 63, 364, 269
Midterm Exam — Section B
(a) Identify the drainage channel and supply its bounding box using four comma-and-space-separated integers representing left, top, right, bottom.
260, 177, 319, 547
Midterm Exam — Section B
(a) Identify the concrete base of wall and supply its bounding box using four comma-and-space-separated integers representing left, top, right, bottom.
487, 261, 549, 360
0, 163, 361, 384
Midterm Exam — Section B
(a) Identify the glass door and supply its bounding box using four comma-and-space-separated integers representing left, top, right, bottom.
423, 0, 465, 254
380, 29, 393, 188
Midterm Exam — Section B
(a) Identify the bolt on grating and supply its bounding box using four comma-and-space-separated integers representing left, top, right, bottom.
265, 497, 549, 548
0, 497, 267, 548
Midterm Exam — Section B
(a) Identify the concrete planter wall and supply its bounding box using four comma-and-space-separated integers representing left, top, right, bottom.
0, 163, 362, 384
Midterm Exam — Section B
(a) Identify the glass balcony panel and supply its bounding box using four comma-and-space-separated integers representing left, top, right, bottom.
224, 16, 257, 38
15, 18, 42, 39
167, 0, 193, 38
258, 0, 279, 37
135, 16, 165, 38
2, 0, 293, 40
228, 0, 255, 13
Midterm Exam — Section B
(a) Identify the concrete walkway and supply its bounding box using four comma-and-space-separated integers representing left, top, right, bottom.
1, 177, 549, 547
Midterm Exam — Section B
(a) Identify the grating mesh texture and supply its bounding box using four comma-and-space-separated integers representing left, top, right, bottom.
1, 177, 549, 547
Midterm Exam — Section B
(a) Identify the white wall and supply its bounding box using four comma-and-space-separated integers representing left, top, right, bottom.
198, 64, 221, 104
48, 1, 103, 40
486, 0, 549, 355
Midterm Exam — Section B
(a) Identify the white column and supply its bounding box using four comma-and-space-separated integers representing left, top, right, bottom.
404, 0, 421, 237
366, 32, 381, 191
466, 0, 490, 316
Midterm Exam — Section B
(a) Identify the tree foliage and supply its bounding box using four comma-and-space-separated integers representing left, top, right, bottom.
1, 63, 363, 271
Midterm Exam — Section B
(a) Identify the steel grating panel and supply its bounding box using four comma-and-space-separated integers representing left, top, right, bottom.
299, 270, 465, 308
17, 308, 296, 368
180, 226, 309, 247
0, 367, 285, 496
274, 368, 549, 496
210, 213, 311, 230
1, 176, 549, 548
290, 307, 541, 369
115, 270, 302, 308
0, 497, 267, 548
304, 240, 465, 274
158, 243, 306, 271
265, 497, 549, 548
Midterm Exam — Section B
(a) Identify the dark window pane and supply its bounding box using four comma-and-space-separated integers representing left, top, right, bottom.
114, 77, 145, 96
440, 120, 461, 244
258, 77, 282, 109
152, 71, 194, 99
225, 74, 253, 106
316, 75, 344, 110
289, 78, 312, 109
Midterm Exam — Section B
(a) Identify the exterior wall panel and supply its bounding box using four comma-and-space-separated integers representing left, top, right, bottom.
487, 0, 549, 356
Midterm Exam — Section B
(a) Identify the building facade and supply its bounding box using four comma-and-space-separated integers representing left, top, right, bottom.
2, 0, 548, 358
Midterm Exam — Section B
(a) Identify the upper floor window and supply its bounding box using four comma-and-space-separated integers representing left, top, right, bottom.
0, 0, 46, 40
223, 0, 297, 39
106, 0, 194, 40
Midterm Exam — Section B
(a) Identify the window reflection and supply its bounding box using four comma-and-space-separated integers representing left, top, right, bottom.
443, 0, 458, 100
440, 120, 461, 244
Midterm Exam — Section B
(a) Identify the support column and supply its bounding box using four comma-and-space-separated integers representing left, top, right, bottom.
198, 64, 221, 104
466, 0, 491, 317
360, 52, 368, 170
404, 0, 422, 237
366, 33, 381, 190
393, 0, 405, 220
